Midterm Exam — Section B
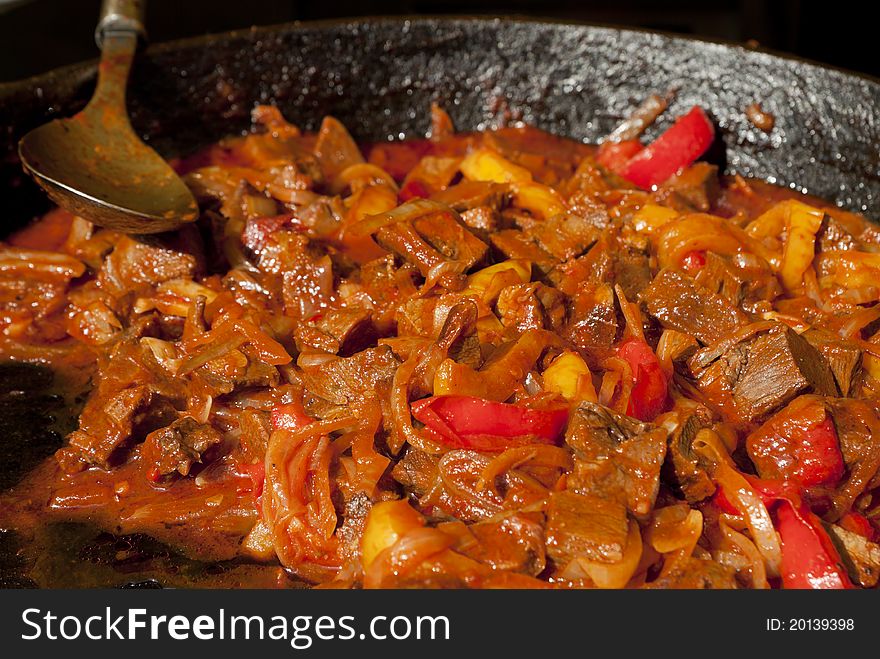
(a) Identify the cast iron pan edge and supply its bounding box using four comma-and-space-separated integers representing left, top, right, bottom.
1, 15, 879, 231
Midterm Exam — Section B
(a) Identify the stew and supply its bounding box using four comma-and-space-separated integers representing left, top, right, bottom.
1, 99, 879, 589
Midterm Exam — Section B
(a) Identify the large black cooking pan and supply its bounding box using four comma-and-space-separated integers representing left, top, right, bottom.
1, 16, 879, 587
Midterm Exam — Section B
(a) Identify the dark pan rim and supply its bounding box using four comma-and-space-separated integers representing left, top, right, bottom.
1, 14, 878, 94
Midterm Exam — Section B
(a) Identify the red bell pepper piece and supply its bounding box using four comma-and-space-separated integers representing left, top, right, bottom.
712, 474, 854, 589
720, 476, 854, 589
710, 488, 742, 516
748, 407, 845, 488
681, 249, 706, 273
620, 106, 715, 189
617, 338, 668, 421
596, 140, 644, 176
774, 499, 852, 589
791, 417, 846, 487
398, 178, 431, 202
410, 395, 568, 451
840, 511, 877, 542
242, 460, 266, 499
271, 402, 314, 431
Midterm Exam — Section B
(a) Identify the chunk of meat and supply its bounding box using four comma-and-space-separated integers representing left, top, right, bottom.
562, 283, 618, 361
412, 211, 488, 270
803, 329, 862, 396
459, 206, 500, 235
313, 116, 364, 180
524, 211, 607, 261
545, 490, 630, 565
548, 238, 614, 295
142, 417, 224, 479
57, 339, 184, 471
564, 401, 667, 517
197, 349, 281, 394
98, 236, 198, 296
390, 446, 439, 495
299, 345, 400, 406
376, 222, 461, 286
641, 269, 748, 345
647, 558, 737, 589
664, 414, 715, 502
281, 254, 335, 320
431, 181, 509, 211
612, 244, 653, 299
295, 306, 377, 356
825, 399, 880, 511
662, 162, 720, 212
495, 282, 558, 332
693, 252, 744, 306
461, 513, 546, 575
816, 215, 857, 253
690, 325, 838, 423
489, 230, 556, 274
826, 523, 880, 588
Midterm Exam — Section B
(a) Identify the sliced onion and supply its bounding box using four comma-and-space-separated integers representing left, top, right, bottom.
693, 429, 782, 577
718, 519, 769, 589
347, 199, 451, 237
573, 520, 643, 589
363, 526, 455, 588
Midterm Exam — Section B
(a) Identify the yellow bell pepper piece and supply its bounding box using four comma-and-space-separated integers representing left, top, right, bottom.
632, 204, 679, 234
513, 183, 565, 218
360, 499, 425, 568
346, 184, 399, 224
459, 148, 532, 184
543, 351, 597, 402
464, 259, 532, 296
475, 314, 505, 344
864, 352, 880, 384
778, 200, 825, 291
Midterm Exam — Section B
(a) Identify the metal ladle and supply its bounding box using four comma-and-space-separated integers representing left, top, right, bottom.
17, 0, 198, 233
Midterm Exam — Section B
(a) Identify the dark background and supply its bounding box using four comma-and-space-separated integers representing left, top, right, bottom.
0, 0, 875, 82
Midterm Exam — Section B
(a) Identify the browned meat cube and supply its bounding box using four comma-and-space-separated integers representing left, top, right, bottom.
612, 244, 653, 299
563, 282, 618, 361
391, 447, 440, 496
565, 401, 667, 517
411, 211, 488, 269
489, 229, 557, 274
524, 211, 607, 261
295, 306, 377, 357
375, 222, 450, 280
142, 416, 224, 478
664, 414, 716, 503
662, 162, 720, 212
647, 558, 737, 589
803, 328, 862, 396
641, 269, 748, 346
99, 236, 198, 296
816, 215, 857, 253
313, 116, 364, 179
545, 490, 630, 565
465, 513, 546, 575
693, 252, 744, 306
496, 282, 566, 333
459, 206, 500, 233
299, 345, 400, 406
690, 325, 838, 423
430, 180, 509, 211
825, 524, 880, 588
